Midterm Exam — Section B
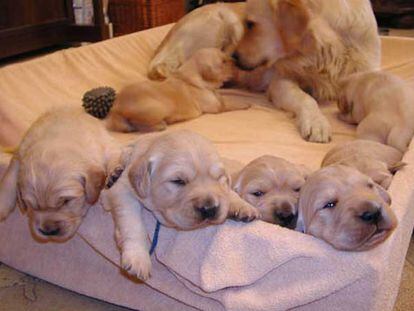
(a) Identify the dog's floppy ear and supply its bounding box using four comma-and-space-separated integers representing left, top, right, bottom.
231, 171, 243, 194
83, 166, 106, 205
0, 157, 20, 221
128, 154, 158, 199
276, 0, 313, 53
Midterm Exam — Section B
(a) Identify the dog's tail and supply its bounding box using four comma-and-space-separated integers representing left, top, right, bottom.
82, 87, 116, 119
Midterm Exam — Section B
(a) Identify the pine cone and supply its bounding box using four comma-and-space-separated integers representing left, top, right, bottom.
82, 87, 116, 119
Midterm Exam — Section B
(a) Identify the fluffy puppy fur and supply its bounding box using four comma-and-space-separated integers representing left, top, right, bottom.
338, 71, 414, 152
297, 165, 398, 251
0, 108, 121, 242
233, 0, 380, 143
233, 155, 310, 228
102, 130, 259, 280
322, 140, 405, 189
106, 48, 250, 133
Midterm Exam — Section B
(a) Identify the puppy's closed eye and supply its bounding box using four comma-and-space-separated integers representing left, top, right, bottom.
170, 178, 187, 186
58, 196, 76, 207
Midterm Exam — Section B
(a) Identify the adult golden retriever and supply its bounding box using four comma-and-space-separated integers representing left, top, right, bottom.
150, 0, 380, 143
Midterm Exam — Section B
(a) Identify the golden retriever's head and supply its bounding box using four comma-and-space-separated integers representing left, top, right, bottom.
128, 130, 231, 230
233, 155, 309, 228
178, 48, 235, 89
297, 165, 398, 251
0, 151, 105, 243
233, 0, 314, 70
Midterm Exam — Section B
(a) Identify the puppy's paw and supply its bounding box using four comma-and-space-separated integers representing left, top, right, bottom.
299, 113, 331, 143
121, 247, 152, 281
231, 201, 260, 222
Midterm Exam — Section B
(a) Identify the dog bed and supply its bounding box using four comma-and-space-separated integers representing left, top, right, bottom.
1, 24, 414, 311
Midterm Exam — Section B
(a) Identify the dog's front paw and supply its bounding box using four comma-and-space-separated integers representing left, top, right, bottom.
299, 113, 331, 143
121, 247, 152, 281
231, 201, 260, 222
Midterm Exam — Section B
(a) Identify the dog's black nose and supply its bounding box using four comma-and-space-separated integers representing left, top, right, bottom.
196, 199, 219, 220
360, 210, 382, 224
39, 227, 61, 236
276, 213, 296, 225
232, 51, 240, 63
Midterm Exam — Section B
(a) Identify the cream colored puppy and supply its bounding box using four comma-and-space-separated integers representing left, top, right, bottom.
338, 71, 414, 152
148, 2, 273, 92
106, 48, 249, 132
322, 140, 405, 189
148, 3, 245, 80
297, 165, 398, 251
0, 108, 120, 242
233, 0, 380, 143
103, 130, 259, 280
233, 155, 310, 228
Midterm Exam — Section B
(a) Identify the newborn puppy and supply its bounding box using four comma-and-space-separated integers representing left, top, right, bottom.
103, 130, 259, 280
233, 155, 310, 229
0, 108, 120, 242
338, 71, 414, 152
297, 165, 398, 251
322, 140, 405, 189
105, 48, 250, 133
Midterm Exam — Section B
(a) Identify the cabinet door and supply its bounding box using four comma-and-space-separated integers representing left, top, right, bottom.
0, 0, 72, 30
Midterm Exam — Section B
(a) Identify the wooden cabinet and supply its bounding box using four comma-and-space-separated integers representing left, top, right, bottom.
0, 0, 109, 59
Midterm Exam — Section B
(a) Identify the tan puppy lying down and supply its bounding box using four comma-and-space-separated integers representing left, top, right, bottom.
233, 155, 310, 229
297, 165, 398, 251
338, 71, 414, 152
102, 130, 259, 280
322, 140, 405, 190
106, 48, 249, 132
0, 108, 120, 242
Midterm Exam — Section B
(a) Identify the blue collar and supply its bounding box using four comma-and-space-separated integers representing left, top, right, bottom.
149, 220, 161, 255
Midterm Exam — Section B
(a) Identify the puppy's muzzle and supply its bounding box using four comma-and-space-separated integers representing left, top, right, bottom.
272, 201, 297, 227
194, 198, 219, 220
359, 201, 382, 224
39, 221, 62, 236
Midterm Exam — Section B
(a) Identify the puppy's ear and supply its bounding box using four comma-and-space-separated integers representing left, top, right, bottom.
128, 155, 156, 199
231, 171, 243, 194
374, 183, 392, 205
0, 157, 20, 221
276, 0, 313, 53
83, 166, 106, 205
